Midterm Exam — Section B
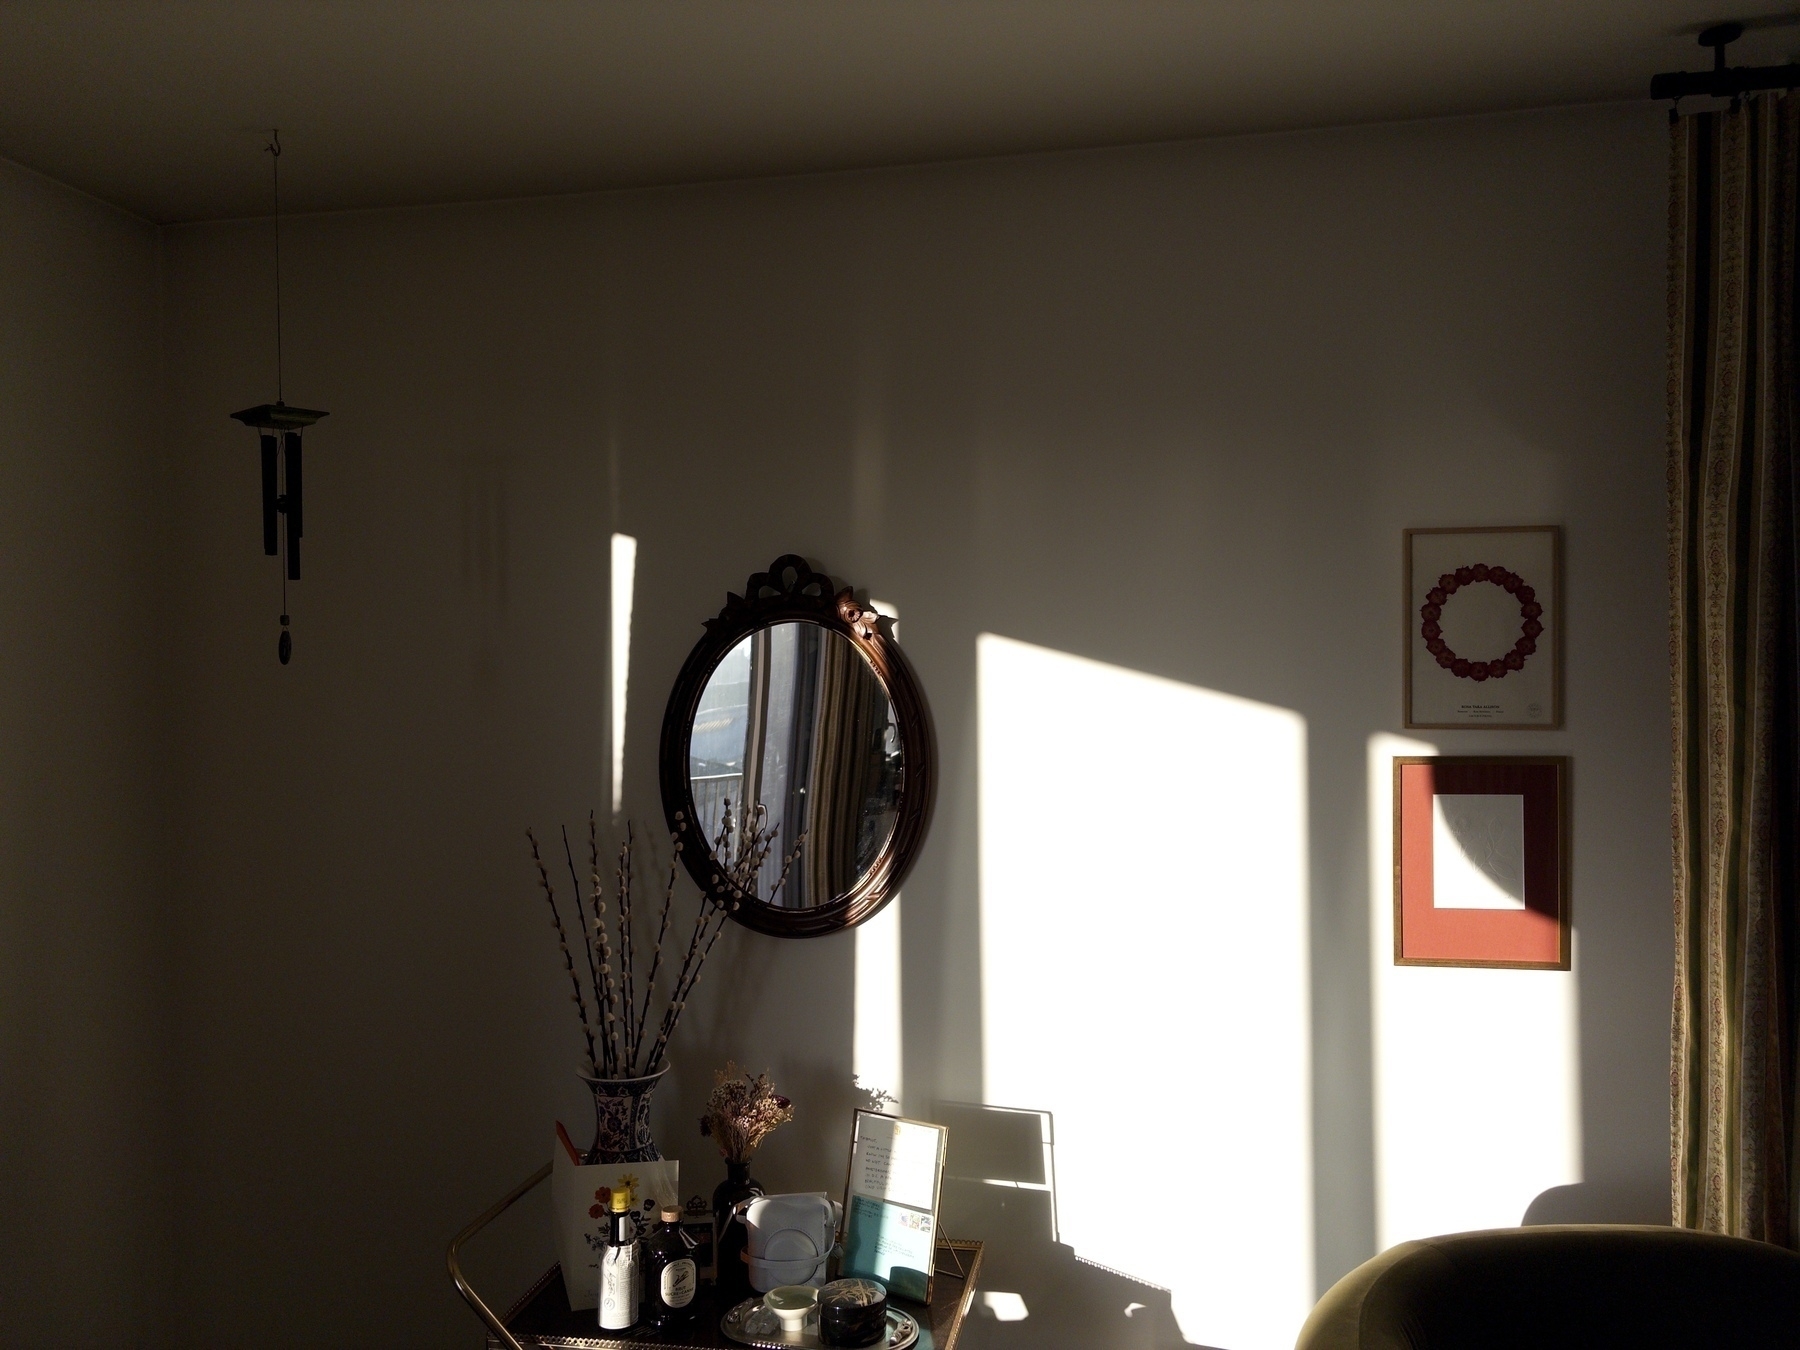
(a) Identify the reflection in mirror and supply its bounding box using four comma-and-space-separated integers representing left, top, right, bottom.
688, 622, 903, 908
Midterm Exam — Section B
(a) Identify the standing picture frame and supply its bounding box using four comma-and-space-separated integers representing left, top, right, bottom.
1393, 755, 1570, 970
838, 1110, 949, 1304
1404, 526, 1562, 729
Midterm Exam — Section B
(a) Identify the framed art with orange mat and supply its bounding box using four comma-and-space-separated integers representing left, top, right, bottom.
1393, 756, 1569, 969
1405, 526, 1560, 729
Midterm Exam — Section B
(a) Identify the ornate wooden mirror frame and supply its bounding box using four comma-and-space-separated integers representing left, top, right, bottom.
658, 556, 936, 938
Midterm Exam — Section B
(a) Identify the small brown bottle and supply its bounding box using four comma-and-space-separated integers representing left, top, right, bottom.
642, 1204, 699, 1330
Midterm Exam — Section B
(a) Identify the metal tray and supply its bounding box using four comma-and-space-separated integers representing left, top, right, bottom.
719, 1298, 918, 1350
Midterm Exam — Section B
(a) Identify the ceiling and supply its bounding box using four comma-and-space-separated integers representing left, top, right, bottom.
0, 2, 1796, 225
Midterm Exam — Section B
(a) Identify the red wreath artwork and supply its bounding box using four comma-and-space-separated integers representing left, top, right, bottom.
1419, 563, 1543, 682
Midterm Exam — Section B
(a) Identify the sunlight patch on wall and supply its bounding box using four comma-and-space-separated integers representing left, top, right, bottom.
869, 598, 898, 643
854, 895, 903, 1105
854, 599, 904, 1106
1367, 733, 1581, 1248
610, 533, 637, 818
978, 634, 1312, 1350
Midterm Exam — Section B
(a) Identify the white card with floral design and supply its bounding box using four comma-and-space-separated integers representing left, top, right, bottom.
550, 1142, 678, 1311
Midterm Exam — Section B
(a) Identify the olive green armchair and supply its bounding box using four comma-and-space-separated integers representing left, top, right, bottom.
1296, 1225, 1800, 1349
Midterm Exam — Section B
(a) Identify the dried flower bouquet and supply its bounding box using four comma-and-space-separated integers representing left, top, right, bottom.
700, 1062, 795, 1164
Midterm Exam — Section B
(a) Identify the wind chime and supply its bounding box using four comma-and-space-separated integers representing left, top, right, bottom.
231, 131, 326, 665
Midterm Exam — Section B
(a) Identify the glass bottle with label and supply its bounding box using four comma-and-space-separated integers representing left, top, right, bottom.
599, 1188, 640, 1331
642, 1204, 700, 1330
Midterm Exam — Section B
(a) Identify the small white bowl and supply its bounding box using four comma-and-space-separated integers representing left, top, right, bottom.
764, 1284, 819, 1332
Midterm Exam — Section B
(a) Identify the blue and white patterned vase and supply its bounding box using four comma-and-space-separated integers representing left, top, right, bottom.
576, 1065, 669, 1163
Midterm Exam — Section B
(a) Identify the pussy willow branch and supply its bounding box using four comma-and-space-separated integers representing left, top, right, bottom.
644, 807, 802, 1073
644, 806, 749, 1073
587, 814, 621, 1077
766, 832, 805, 907
590, 813, 626, 1080
535, 804, 803, 1081
648, 882, 719, 1071
673, 829, 802, 1017
617, 827, 636, 1071
641, 928, 720, 1075
631, 846, 680, 1074
560, 825, 605, 1071
527, 828, 599, 1075
672, 903, 732, 1007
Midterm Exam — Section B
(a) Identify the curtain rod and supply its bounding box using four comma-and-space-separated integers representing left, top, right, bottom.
1651, 22, 1800, 103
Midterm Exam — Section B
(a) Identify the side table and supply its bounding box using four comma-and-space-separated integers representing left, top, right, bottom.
449, 1164, 983, 1350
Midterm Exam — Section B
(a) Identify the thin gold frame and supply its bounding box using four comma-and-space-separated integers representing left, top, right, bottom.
836, 1109, 952, 1304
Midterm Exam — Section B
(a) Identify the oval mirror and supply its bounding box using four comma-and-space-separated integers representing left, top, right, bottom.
660, 556, 935, 937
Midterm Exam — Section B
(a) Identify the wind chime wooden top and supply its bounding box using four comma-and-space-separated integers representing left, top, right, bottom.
230, 402, 328, 432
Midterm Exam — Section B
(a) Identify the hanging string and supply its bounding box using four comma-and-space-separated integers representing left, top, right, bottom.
268, 130, 292, 663
267, 130, 283, 403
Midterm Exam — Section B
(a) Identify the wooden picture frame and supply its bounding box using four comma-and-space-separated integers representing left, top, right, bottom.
1393, 756, 1570, 970
1404, 526, 1562, 729
657, 555, 937, 938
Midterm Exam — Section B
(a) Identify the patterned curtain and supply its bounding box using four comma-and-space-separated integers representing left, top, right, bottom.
1669, 92, 1800, 1246
803, 634, 888, 904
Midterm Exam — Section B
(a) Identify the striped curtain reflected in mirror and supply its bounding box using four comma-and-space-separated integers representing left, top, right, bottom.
1668, 91, 1800, 1247
803, 634, 894, 905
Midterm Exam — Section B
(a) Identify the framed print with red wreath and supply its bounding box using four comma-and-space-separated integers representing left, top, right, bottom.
1405, 526, 1560, 729
1393, 756, 1569, 969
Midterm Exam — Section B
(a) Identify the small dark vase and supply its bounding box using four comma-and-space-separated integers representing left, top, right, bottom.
712, 1159, 762, 1301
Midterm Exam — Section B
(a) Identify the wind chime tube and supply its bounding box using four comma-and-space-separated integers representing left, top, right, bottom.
284, 430, 303, 580
261, 434, 279, 555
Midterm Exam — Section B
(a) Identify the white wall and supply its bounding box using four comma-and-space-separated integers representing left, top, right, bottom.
0, 159, 172, 1345
3, 99, 1669, 1349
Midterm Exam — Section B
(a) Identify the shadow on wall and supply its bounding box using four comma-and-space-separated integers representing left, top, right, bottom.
937, 1103, 1204, 1350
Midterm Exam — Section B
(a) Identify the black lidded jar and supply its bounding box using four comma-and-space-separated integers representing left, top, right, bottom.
819, 1278, 889, 1348
642, 1205, 699, 1331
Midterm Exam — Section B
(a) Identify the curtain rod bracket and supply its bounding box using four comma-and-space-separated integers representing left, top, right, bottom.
1651, 21, 1800, 105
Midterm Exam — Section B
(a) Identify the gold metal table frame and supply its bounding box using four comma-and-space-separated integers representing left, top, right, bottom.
447, 1162, 554, 1350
